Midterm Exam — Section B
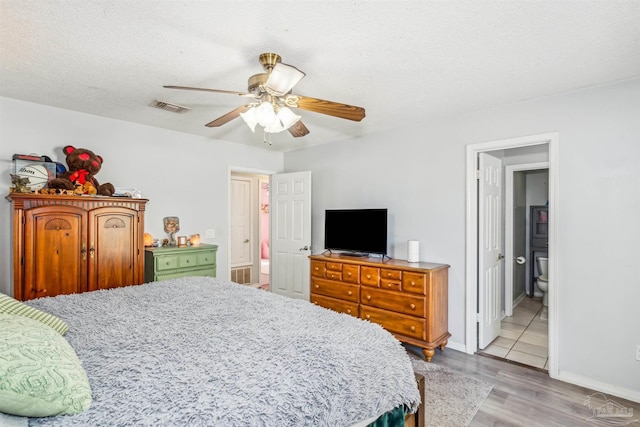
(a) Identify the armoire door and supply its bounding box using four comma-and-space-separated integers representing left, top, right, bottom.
88, 207, 141, 291
24, 206, 88, 299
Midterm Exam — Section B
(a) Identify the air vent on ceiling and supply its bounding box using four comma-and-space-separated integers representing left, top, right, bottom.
150, 100, 190, 113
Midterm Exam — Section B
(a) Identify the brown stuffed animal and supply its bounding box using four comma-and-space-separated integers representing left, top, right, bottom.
47, 146, 115, 196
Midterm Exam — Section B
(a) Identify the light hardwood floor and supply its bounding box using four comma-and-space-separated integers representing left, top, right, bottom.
408, 346, 640, 426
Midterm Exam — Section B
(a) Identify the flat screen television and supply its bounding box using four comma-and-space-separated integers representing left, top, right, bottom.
324, 209, 388, 256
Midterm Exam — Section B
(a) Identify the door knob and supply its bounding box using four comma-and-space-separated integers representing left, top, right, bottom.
515, 256, 526, 265
497, 253, 505, 260
299, 245, 310, 251
244, 239, 249, 243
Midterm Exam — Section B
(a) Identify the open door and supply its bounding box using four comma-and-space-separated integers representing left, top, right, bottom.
270, 171, 312, 300
478, 152, 503, 349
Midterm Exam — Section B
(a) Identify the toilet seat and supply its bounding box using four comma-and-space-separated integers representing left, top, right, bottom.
538, 274, 547, 282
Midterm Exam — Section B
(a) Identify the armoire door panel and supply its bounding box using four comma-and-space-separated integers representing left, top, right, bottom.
89, 208, 139, 291
24, 207, 88, 299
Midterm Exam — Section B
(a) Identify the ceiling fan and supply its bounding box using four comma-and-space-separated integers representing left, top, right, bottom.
164, 52, 365, 139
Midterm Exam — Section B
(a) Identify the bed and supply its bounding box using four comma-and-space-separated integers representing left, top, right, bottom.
2, 277, 421, 426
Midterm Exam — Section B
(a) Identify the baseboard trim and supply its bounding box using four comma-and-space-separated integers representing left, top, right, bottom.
557, 370, 640, 403
445, 340, 466, 353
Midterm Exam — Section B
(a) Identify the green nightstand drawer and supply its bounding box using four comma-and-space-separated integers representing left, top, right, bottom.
179, 254, 197, 268
157, 256, 178, 271
197, 251, 216, 266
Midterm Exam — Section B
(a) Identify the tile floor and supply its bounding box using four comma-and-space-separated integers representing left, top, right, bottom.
480, 296, 549, 370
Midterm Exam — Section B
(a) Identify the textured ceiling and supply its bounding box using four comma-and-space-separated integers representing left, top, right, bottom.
1, 1, 639, 152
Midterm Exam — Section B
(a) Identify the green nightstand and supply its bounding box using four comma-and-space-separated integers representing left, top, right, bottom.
144, 244, 218, 282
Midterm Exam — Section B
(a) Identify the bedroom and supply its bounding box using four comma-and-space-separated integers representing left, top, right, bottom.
1, 0, 639, 424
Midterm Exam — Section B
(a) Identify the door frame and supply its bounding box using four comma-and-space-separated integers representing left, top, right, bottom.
504, 161, 548, 316
227, 166, 277, 282
465, 132, 559, 378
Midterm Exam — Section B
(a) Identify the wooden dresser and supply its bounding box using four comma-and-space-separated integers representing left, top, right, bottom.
310, 253, 450, 362
144, 244, 218, 282
8, 193, 148, 301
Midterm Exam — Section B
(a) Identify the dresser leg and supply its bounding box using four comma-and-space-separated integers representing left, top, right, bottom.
422, 347, 435, 362
438, 340, 448, 351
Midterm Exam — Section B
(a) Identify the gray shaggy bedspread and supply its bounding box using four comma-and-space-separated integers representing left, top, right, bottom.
26, 277, 420, 427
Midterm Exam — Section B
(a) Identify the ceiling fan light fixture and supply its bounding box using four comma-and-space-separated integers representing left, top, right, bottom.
276, 106, 301, 129
239, 107, 259, 132
266, 63, 306, 95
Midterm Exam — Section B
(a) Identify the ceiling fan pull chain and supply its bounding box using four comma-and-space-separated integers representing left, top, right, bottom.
263, 129, 272, 145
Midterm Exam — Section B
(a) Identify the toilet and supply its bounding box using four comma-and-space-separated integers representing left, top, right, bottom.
536, 256, 549, 307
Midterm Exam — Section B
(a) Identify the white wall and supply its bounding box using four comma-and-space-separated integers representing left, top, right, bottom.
0, 97, 284, 296
284, 77, 640, 397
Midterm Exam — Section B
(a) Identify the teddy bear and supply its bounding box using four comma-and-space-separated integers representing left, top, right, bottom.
47, 145, 115, 196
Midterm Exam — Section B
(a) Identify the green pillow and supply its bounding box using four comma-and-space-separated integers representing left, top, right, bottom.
0, 293, 68, 335
0, 314, 92, 417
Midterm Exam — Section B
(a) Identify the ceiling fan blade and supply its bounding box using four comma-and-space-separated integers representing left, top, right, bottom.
164, 85, 256, 98
205, 105, 252, 127
292, 95, 365, 122
265, 63, 305, 95
288, 120, 310, 138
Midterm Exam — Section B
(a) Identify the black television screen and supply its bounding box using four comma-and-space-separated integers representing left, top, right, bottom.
324, 209, 388, 255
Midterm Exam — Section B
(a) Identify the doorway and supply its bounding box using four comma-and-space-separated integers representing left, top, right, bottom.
465, 133, 559, 378
481, 164, 549, 369
230, 171, 270, 290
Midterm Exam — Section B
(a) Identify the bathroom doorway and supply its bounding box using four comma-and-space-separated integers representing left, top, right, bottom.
465, 132, 558, 377
230, 171, 270, 290
481, 164, 549, 370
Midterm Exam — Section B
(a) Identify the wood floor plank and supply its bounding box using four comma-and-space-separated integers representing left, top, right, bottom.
406, 345, 640, 426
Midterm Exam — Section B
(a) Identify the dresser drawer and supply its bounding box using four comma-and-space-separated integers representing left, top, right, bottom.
325, 270, 343, 281
381, 268, 402, 281
311, 294, 359, 316
361, 266, 380, 287
361, 305, 426, 340
326, 262, 343, 271
311, 261, 326, 278
361, 288, 426, 317
403, 272, 427, 295
197, 251, 216, 266
311, 278, 359, 302
343, 264, 360, 284
156, 255, 178, 271
179, 254, 197, 268
380, 279, 401, 291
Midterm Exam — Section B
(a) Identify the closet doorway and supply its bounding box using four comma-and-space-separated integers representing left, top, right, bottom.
230, 171, 271, 290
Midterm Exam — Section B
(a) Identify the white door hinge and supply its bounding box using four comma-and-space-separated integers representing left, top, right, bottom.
476, 313, 481, 322
475, 170, 481, 179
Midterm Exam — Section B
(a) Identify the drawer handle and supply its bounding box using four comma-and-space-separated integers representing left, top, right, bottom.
347, 309, 351, 314
166, 261, 170, 265
186, 259, 190, 263
387, 272, 392, 277
315, 284, 319, 289
410, 326, 415, 332
366, 315, 371, 320
314, 267, 319, 271
411, 281, 416, 286
366, 295, 371, 300
410, 303, 416, 309
347, 291, 352, 296
347, 272, 352, 276
366, 274, 371, 279
387, 283, 392, 288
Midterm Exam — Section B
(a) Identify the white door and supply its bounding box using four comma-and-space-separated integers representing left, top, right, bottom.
230, 178, 252, 267
270, 171, 312, 300
478, 153, 503, 349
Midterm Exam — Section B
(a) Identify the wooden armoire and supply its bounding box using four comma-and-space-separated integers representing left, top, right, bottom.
8, 193, 148, 301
